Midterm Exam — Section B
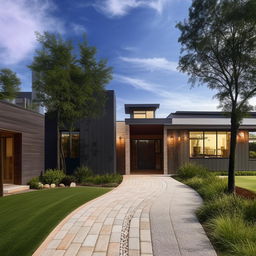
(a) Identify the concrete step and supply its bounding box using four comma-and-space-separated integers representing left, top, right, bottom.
3, 184, 30, 194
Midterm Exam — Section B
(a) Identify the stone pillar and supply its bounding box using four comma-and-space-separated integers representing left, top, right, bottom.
125, 124, 130, 175
163, 127, 168, 175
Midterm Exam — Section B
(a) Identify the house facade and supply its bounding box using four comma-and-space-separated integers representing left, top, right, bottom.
116, 104, 256, 174
0, 101, 44, 185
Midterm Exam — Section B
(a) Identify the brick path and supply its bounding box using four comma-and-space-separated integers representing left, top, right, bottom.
33, 176, 217, 256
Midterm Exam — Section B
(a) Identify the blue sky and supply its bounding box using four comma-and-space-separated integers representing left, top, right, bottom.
0, 0, 219, 119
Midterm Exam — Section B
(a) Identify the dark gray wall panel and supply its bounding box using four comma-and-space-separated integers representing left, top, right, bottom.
80, 90, 116, 174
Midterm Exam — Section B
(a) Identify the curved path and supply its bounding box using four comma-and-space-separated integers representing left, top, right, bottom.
34, 176, 217, 256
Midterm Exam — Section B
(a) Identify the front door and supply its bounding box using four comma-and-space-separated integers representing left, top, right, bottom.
0, 136, 14, 184
131, 139, 162, 171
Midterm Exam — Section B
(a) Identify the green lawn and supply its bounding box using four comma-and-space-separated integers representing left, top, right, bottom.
0, 187, 110, 256
236, 176, 256, 192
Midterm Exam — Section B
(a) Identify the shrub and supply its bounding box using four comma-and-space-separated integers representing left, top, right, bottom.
208, 215, 256, 252
197, 176, 228, 200
42, 169, 65, 185
178, 163, 210, 179
74, 166, 93, 184
184, 176, 204, 190
196, 195, 245, 223
244, 201, 256, 223
27, 177, 43, 189
213, 171, 256, 176
82, 174, 123, 186
61, 175, 76, 186
232, 241, 256, 256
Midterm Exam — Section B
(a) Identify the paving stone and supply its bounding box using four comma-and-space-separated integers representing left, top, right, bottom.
53, 250, 65, 256
89, 222, 103, 235
129, 237, 140, 250
77, 246, 94, 256
57, 234, 75, 250
73, 227, 90, 243
129, 249, 140, 256
140, 230, 151, 241
100, 225, 112, 235
141, 242, 153, 254
107, 242, 119, 256
83, 234, 98, 247
95, 235, 109, 252
47, 239, 61, 249
64, 243, 81, 255
129, 227, 139, 238
112, 225, 122, 233
110, 232, 121, 242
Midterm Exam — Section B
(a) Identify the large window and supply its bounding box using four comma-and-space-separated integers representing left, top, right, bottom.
249, 132, 256, 159
133, 110, 154, 119
61, 132, 80, 158
189, 131, 230, 158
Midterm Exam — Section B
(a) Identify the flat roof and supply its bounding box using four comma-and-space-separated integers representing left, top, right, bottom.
125, 104, 160, 114
168, 111, 256, 118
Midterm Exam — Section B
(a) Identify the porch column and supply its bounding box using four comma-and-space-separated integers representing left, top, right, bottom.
125, 124, 130, 175
163, 127, 168, 175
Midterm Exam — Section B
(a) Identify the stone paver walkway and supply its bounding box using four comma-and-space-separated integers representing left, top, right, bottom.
33, 176, 217, 256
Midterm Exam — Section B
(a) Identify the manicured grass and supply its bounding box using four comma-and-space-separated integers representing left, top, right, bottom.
236, 176, 256, 192
0, 187, 110, 256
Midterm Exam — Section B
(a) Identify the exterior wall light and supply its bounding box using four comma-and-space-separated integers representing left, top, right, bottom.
117, 136, 124, 144
237, 131, 245, 142
168, 136, 174, 144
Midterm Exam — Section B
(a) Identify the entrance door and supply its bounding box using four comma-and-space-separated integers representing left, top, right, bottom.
131, 139, 163, 171
0, 136, 14, 184
137, 140, 155, 169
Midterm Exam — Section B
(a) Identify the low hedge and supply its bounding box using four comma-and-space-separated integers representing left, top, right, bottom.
213, 171, 256, 176
176, 163, 256, 256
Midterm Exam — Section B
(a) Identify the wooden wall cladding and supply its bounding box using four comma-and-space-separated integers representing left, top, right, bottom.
167, 129, 256, 173
0, 101, 44, 184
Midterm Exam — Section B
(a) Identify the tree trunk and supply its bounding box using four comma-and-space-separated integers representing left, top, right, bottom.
57, 123, 60, 170
228, 112, 239, 193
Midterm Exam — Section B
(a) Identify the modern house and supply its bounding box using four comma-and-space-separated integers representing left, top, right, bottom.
0, 101, 44, 185
116, 104, 256, 174
2, 88, 256, 188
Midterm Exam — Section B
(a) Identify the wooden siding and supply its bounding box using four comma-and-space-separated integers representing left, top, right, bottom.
0, 101, 44, 184
116, 121, 126, 174
167, 129, 256, 173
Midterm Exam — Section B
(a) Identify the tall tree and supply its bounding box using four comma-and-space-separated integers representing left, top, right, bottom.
0, 69, 21, 100
29, 32, 112, 170
176, 0, 256, 193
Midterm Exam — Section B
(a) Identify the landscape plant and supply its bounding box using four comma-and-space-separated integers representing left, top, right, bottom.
177, 163, 256, 255
74, 166, 93, 183
29, 32, 112, 171
42, 169, 66, 185
177, 0, 256, 193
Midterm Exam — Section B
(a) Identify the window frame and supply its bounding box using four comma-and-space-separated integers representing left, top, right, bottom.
61, 131, 80, 159
189, 130, 230, 159
248, 131, 256, 160
132, 110, 155, 119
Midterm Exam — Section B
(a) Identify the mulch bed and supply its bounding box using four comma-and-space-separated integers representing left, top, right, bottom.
235, 186, 256, 199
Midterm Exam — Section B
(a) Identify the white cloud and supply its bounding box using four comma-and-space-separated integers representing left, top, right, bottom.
94, 0, 169, 18
70, 23, 87, 35
0, 0, 63, 65
115, 74, 218, 116
119, 56, 178, 72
